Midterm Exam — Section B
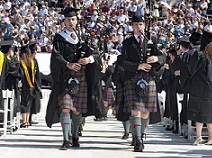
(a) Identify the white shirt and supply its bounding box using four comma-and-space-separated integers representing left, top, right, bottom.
3, 1, 11, 10
117, 14, 129, 24
134, 35, 143, 44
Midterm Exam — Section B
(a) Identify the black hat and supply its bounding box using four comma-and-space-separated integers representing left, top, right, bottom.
180, 36, 190, 43
180, 36, 190, 48
132, 15, 145, 23
200, 31, 212, 51
168, 49, 177, 57
59, 7, 80, 17
0, 40, 14, 54
29, 41, 37, 53
189, 31, 202, 45
20, 44, 29, 54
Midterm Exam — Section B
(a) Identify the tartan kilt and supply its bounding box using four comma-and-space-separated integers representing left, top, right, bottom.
115, 82, 131, 121
58, 94, 76, 112
103, 87, 115, 106
124, 76, 158, 113
59, 67, 88, 114
115, 83, 124, 107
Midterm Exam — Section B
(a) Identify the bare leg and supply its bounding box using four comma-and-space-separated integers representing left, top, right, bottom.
26, 113, 30, 124
21, 113, 28, 128
193, 122, 204, 145
21, 113, 27, 123
140, 111, 149, 119
207, 123, 212, 141
195, 122, 203, 140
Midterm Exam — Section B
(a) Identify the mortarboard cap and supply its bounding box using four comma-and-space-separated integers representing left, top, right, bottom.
180, 36, 190, 43
132, 15, 145, 23
180, 35, 190, 48
29, 41, 37, 53
200, 31, 212, 51
20, 44, 29, 54
0, 40, 14, 47
189, 31, 202, 45
59, 7, 80, 17
0, 39, 14, 54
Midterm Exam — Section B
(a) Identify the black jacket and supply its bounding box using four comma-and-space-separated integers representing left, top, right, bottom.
45, 33, 104, 127
121, 34, 166, 81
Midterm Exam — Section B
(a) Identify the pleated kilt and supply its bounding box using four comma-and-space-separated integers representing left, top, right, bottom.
115, 83, 124, 108
59, 67, 88, 114
124, 73, 158, 113
103, 87, 115, 106
115, 82, 130, 117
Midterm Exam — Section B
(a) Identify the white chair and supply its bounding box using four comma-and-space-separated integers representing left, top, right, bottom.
0, 89, 18, 135
15, 111, 21, 129
0, 90, 10, 136
37, 89, 51, 119
7, 90, 14, 134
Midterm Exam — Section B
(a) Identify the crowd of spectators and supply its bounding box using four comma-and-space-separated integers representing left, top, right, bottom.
0, 0, 212, 55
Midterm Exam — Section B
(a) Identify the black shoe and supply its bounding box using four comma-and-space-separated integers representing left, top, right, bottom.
141, 133, 146, 139
72, 137, 80, 147
103, 117, 108, 121
30, 121, 38, 124
94, 118, 103, 121
20, 123, 28, 128
130, 136, 136, 146
60, 141, 70, 150
121, 133, 129, 140
134, 138, 144, 152
184, 135, 188, 139
165, 126, 173, 131
78, 131, 82, 136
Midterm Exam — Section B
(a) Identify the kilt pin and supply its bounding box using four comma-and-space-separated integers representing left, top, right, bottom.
124, 73, 157, 113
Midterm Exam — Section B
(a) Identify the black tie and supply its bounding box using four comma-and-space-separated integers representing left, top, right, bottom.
139, 35, 143, 47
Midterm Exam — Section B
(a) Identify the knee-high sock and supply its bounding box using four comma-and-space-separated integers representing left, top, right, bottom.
141, 118, 149, 134
72, 113, 82, 138
69, 119, 72, 137
60, 113, 71, 142
130, 117, 141, 141
123, 120, 130, 134
129, 116, 134, 136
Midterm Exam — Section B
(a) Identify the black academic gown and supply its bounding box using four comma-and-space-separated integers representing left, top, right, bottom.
30, 58, 42, 115
162, 57, 182, 121
0, 53, 9, 120
4, 55, 23, 115
45, 33, 103, 128
186, 51, 212, 123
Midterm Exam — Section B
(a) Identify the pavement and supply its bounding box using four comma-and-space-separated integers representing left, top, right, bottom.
0, 110, 212, 158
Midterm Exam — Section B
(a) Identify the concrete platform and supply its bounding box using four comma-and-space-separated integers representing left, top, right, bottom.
0, 110, 212, 158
